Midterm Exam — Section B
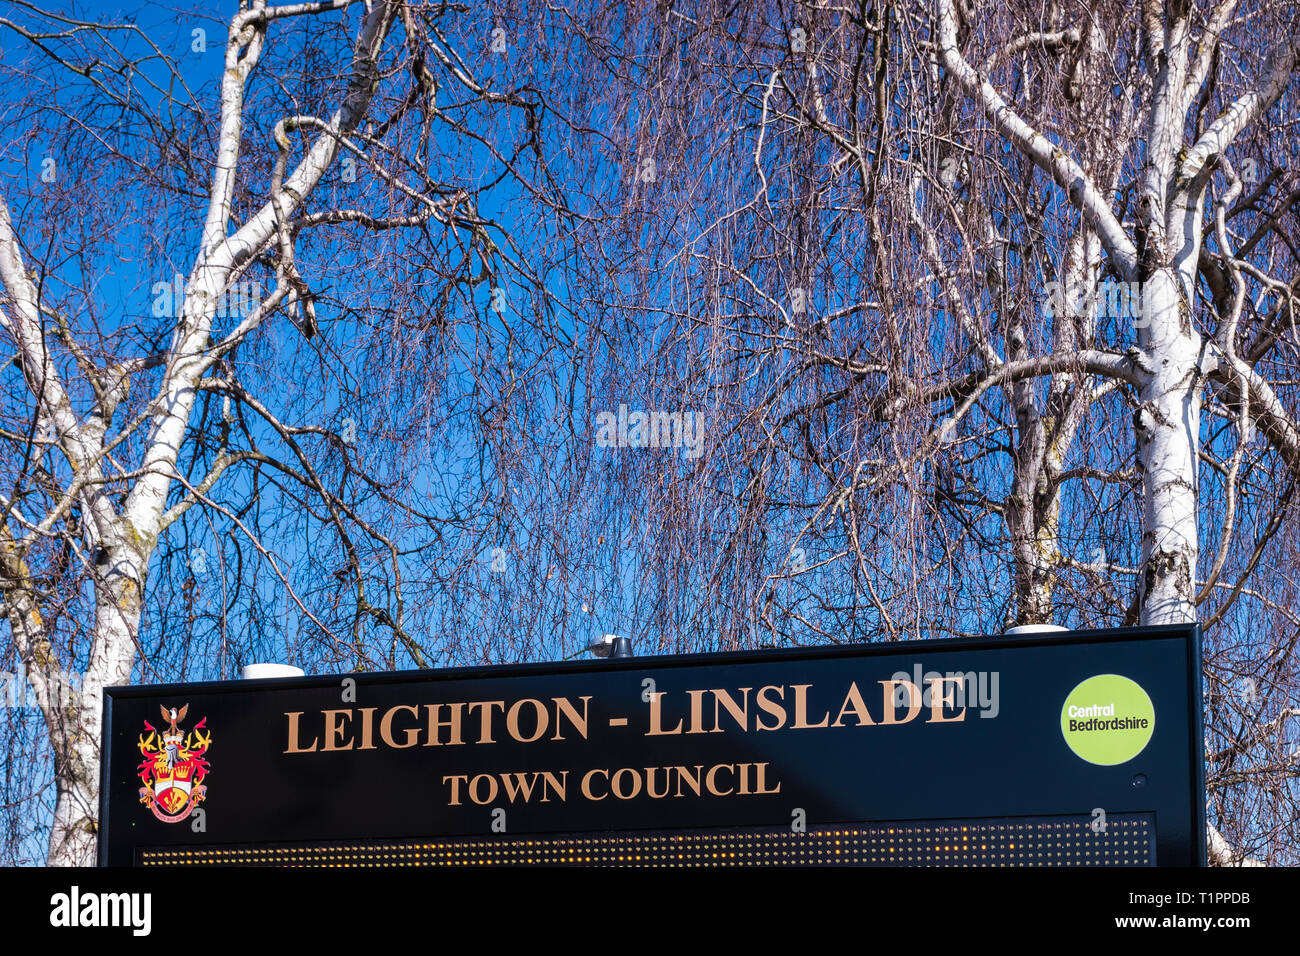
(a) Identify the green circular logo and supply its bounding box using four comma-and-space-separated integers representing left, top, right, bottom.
1061, 674, 1155, 765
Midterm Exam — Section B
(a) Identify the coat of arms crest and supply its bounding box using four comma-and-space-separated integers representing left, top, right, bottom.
137, 704, 211, 823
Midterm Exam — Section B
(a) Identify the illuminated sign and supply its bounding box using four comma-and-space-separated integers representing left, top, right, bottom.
99, 624, 1205, 866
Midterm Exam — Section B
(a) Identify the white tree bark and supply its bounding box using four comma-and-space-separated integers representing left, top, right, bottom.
934, 0, 1300, 859
1134, 268, 1203, 625
0, 0, 394, 866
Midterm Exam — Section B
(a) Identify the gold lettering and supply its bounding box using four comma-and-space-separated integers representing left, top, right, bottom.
752, 761, 781, 795
380, 705, 421, 748
706, 763, 735, 796
832, 682, 876, 727
711, 688, 751, 732
645, 766, 671, 799
466, 700, 505, 743
552, 696, 591, 740
424, 702, 465, 746
792, 684, 829, 728
611, 767, 641, 799
443, 774, 467, 805
539, 770, 568, 802
506, 698, 549, 743
646, 692, 683, 735
686, 689, 708, 734
927, 677, 967, 723
322, 709, 354, 751
283, 712, 319, 753
469, 773, 498, 804
500, 771, 540, 803
879, 680, 922, 725
356, 707, 377, 750
755, 686, 787, 730
674, 765, 703, 797
581, 768, 609, 801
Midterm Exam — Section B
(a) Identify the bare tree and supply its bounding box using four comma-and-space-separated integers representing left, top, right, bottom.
0, 0, 587, 865
3, 0, 1298, 867
560, 0, 1300, 862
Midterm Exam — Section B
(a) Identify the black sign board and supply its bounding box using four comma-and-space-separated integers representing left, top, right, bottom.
100, 624, 1205, 866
